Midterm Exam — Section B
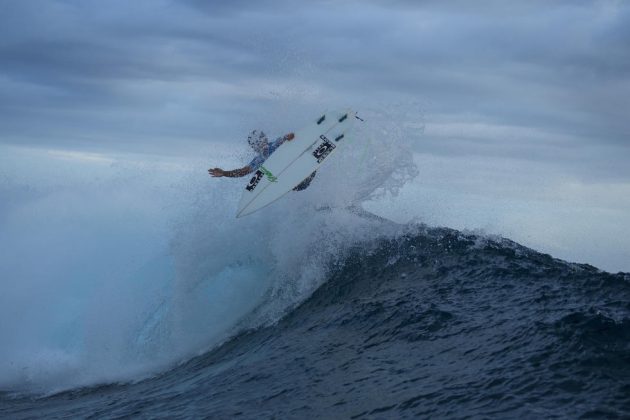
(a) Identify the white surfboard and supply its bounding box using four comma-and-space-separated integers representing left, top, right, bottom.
236, 109, 357, 218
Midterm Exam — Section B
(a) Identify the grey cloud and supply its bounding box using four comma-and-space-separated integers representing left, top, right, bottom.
0, 0, 628, 171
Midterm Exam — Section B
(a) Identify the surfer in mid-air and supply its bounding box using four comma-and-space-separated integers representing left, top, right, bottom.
208, 130, 317, 191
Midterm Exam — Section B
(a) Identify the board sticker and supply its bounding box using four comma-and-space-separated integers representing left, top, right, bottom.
245, 166, 277, 192
246, 170, 264, 191
312, 135, 336, 163
259, 166, 278, 182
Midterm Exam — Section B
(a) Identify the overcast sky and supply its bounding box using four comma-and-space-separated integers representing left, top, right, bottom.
1, 0, 629, 172
1, 1, 629, 271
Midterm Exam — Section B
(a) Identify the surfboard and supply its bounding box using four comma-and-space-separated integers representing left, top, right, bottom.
236, 109, 357, 218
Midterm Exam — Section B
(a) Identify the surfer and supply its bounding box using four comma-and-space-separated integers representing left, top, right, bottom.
208, 130, 317, 191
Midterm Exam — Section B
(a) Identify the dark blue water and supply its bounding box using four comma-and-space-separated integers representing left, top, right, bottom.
1, 224, 629, 419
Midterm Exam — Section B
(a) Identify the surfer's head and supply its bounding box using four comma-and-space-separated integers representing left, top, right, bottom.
248, 130, 268, 153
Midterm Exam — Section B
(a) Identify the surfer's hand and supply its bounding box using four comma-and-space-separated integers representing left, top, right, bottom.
285, 133, 295, 141
208, 168, 224, 177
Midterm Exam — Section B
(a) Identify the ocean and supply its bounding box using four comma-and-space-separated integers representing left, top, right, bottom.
1, 137, 629, 418
1, 210, 629, 418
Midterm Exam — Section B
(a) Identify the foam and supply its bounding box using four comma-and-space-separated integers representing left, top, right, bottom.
0, 121, 418, 394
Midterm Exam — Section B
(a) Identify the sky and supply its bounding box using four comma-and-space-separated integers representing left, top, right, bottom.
1, 0, 629, 271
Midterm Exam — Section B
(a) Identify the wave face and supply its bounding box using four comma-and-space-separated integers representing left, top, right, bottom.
2, 224, 629, 418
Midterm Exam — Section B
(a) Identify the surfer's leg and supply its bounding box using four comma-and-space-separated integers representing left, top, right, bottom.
293, 171, 317, 191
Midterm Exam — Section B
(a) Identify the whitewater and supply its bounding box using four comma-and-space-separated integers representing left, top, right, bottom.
1, 111, 629, 418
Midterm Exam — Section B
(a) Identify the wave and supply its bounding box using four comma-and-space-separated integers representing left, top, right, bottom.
0, 110, 420, 395
2, 225, 628, 418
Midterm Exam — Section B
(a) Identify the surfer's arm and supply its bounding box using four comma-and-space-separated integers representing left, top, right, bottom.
273, 132, 295, 147
208, 166, 254, 178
